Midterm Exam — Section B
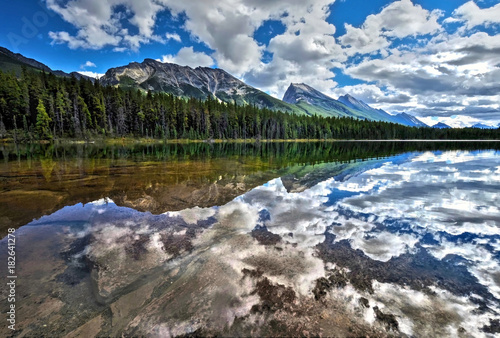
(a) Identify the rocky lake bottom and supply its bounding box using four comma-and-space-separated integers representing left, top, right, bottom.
1, 142, 500, 337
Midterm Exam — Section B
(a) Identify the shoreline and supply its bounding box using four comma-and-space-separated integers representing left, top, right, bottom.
1, 138, 500, 145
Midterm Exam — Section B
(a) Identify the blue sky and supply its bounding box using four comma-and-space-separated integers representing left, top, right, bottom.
1, 0, 500, 127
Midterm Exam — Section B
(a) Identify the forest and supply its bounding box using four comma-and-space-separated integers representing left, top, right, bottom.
0, 68, 498, 142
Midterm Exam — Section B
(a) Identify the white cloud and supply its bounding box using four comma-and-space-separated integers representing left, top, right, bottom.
165, 33, 181, 42
46, 0, 165, 50
450, 1, 500, 30
46, 0, 342, 82
80, 60, 96, 69
339, 0, 442, 55
331, 1, 500, 125
159, 46, 214, 68
340, 23, 390, 55
330, 216, 419, 262
157, 0, 344, 86
77, 71, 104, 79
418, 115, 480, 128
230, 1, 343, 96
49, 29, 122, 49
330, 83, 413, 106
321, 150, 500, 309
239, 177, 334, 249
159, 0, 264, 75
341, 30, 500, 123
244, 56, 340, 99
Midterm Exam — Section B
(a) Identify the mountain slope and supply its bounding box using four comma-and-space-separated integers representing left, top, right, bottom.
337, 94, 395, 123
282, 83, 427, 126
471, 123, 495, 129
391, 112, 428, 127
432, 122, 452, 129
282, 83, 366, 118
0, 46, 92, 80
99, 59, 304, 115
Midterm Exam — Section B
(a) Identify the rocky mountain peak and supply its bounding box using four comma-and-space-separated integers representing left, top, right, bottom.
338, 94, 364, 106
99, 58, 298, 113
283, 83, 331, 104
432, 122, 452, 129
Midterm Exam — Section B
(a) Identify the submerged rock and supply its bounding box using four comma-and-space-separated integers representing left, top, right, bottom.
312, 270, 348, 301
251, 225, 282, 245
359, 297, 370, 308
316, 232, 496, 308
483, 319, 500, 334
373, 306, 399, 332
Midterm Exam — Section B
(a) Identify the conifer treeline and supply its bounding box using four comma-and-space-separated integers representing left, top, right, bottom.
0, 68, 498, 141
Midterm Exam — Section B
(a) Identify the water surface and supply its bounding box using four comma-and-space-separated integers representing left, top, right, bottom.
1, 142, 499, 337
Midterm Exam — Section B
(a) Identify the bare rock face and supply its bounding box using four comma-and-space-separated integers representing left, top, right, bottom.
99, 59, 296, 112
283, 83, 334, 105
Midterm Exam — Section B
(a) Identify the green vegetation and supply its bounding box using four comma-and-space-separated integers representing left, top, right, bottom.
35, 99, 52, 139
3, 140, 500, 164
0, 68, 498, 142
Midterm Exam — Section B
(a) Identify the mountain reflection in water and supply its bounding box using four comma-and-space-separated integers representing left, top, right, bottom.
1, 142, 500, 337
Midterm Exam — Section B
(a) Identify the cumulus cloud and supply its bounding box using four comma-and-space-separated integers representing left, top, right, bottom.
329, 150, 500, 304
159, 46, 214, 68
47, 0, 165, 50
165, 33, 181, 42
449, 1, 500, 30
331, 83, 413, 106
418, 115, 483, 128
331, 1, 500, 125
339, 0, 442, 55
46, 0, 343, 89
227, 0, 344, 96
159, 0, 344, 84
80, 60, 96, 69
159, 0, 265, 75
248, 3, 344, 96
342, 30, 500, 124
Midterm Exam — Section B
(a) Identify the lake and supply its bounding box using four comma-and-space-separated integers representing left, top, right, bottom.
1, 141, 500, 337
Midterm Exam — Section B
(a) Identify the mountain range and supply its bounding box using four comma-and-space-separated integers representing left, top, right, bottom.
1, 46, 428, 127
471, 123, 497, 129
282, 83, 427, 127
99, 58, 302, 115
432, 122, 452, 129
0, 46, 92, 81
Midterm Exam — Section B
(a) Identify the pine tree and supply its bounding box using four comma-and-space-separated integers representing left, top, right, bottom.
36, 99, 52, 140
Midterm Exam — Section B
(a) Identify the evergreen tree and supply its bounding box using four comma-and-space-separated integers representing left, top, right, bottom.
0, 68, 498, 142
35, 99, 52, 140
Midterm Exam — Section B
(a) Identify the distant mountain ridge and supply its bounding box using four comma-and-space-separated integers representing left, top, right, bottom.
282, 83, 427, 127
282, 83, 363, 118
338, 93, 409, 124
0, 46, 92, 80
337, 94, 392, 122
432, 122, 452, 129
391, 112, 428, 127
471, 123, 496, 129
